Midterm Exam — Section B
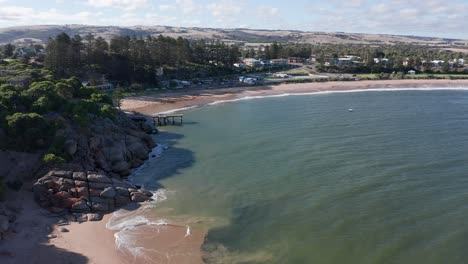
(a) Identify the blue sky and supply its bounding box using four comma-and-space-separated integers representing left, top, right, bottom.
0, 0, 467, 39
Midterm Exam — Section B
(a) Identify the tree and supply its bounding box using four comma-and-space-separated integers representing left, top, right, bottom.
3, 44, 14, 58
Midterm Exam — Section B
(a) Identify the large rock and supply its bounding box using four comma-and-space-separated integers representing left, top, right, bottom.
115, 187, 130, 197
75, 187, 89, 198
72, 172, 87, 181
131, 192, 151, 203
115, 195, 131, 207
71, 200, 90, 213
112, 161, 131, 173
74, 180, 88, 188
87, 213, 103, 221
89, 182, 113, 190
64, 139, 78, 156
87, 173, 112, 183
100, 187, 116, 198
50, 171, 73, 179
0, 215, 9, 232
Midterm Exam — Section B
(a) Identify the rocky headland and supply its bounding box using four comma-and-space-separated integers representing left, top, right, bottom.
0, 110, 157, 244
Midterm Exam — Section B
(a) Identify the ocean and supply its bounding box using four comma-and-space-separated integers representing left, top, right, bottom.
109, 89, 468, 263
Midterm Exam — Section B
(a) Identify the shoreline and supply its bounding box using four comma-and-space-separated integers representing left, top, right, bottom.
121, 79, 468, 115
10, 79, 466, 264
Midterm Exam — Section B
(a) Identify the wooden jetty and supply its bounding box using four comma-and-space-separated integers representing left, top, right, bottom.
152, 114, 183, 126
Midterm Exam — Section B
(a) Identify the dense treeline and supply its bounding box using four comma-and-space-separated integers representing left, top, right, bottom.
44, 33, 243, 84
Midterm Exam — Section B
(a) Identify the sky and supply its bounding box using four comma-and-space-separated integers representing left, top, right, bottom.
0, 0, 467, 39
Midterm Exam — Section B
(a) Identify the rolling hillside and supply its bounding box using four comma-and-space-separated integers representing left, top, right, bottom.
1, 24, 468, 48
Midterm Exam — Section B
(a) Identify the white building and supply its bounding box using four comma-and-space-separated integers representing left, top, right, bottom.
243, 58, 262, 67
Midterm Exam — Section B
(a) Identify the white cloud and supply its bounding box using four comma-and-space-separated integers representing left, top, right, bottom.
175, 0, 200, 15
257, 6, 279, 16
87, 0, 148, 11
0, 6, 34, 21
0, 5, 102, 25
159, 5, 176, 12
208, 0, 243, 17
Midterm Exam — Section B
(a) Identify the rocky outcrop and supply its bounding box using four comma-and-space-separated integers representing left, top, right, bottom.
47, 111, 156, 178
33, 170, 152, 214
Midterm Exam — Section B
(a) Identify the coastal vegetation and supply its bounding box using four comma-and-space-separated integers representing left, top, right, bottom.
0, 59, 129, 200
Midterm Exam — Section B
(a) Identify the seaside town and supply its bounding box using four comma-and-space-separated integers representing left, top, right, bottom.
1, 36, 468, 92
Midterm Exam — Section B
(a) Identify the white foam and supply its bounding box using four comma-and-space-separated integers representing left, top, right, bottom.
106, 215, 152, 230
156, 105, 199, 115
206, 87, 468, 106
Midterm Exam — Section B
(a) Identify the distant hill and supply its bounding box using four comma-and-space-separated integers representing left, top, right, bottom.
1, 24, 468, 48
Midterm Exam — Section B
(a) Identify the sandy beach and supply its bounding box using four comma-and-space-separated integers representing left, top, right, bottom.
121, 79, 468, 115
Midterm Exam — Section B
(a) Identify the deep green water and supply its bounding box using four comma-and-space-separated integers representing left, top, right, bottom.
134, 90, 468, 264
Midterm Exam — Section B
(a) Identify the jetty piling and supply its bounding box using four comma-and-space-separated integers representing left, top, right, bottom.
152, 114, 183, 126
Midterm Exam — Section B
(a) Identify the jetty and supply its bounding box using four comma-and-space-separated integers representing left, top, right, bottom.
152, 114, 183, 126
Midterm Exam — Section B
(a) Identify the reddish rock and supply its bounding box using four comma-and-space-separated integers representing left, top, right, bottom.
88, 189, 101, 197
75, 180, 88, 188
76, 187, 89, 198
72, 172, 87, 181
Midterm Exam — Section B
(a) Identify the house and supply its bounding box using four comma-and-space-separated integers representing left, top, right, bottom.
309, 54, 317, 61
233, 63, 246, 68
336, 57, 352, 66
273, 73, 291, 78
270, 59, 289, 67
402, 59, 410, 67
243, 58, 262, 67
408, 70, 416, 75
430, 60, 444, 67
82, 75, 115, 91
374, 58, 389, 65
449, 59, 466, 66
288, 57, 305, 63
15, 48, 36, 57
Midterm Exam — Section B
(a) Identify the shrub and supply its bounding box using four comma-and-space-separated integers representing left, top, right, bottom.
43, 153, 66, 165
55, 82, 74, 99
5, 112, 52, 151
99, 104, 117, 120
91, 93, 113, 104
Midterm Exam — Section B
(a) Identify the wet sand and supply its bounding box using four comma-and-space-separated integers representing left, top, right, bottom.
121, 79, 468, 115
47, 206, 205, 264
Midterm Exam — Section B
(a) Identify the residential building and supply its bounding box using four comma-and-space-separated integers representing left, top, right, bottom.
243, 58, 262, 67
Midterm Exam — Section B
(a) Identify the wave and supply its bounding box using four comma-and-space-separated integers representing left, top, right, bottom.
207, 87, 468, 106
106, 189, 172, 262
155, 105, 199, 115
152, 87, 468, 114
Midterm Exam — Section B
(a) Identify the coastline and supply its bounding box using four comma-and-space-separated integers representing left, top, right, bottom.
121, 79, 468, 114
18, 79, 468, 264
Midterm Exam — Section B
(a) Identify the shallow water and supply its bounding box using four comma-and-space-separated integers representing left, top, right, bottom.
127, 90, 468, 263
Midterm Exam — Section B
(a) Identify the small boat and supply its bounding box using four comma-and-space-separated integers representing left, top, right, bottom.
348, 108, 354, 112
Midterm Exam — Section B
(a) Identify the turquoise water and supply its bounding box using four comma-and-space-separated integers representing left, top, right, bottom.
134, 90, 468, 263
